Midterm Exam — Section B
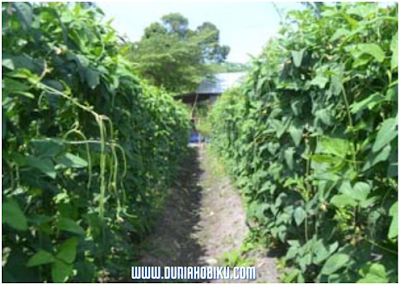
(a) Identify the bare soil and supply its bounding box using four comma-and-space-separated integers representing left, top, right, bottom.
137, 145, 279, 283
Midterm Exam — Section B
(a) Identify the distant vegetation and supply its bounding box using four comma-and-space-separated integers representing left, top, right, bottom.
208, 62, 252, 73
127, 13, 230, 94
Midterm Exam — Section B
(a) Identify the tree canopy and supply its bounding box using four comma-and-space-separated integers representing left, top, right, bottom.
128, 13, 230, 93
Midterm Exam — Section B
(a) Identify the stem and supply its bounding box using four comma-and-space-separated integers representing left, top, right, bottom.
63, 128, 93, 189
305, 215, 309, 242
341, 84, 358, 171
191, 93, 199, 119
341, 85, 353, 127
354, 205, 359, 235
36, 83, 101, 118
365, 239, 398, 256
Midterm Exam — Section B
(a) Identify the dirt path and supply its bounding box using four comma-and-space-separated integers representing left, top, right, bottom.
138, 145, 279, 282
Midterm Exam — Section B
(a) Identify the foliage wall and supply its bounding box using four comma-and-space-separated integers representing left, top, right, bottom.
210, 3, 398, 282
2, 2, 190, 282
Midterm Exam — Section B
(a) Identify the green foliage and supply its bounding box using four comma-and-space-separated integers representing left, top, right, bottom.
208, 62, 252, 73
357, 263, 389, 283
193, 101, 212, 137
210, 2, 398, 283
2, 199, 29, 231
220, 239, 256, 268
128, 13, 230, 93
220, 249, 255, 268
2, 2, 190, 282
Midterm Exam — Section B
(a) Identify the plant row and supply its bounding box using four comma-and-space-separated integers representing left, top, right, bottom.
210, 3, 398, 282
2, 3, 190, 282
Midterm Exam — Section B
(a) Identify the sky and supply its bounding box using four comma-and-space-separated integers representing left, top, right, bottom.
96, 2, 303, 63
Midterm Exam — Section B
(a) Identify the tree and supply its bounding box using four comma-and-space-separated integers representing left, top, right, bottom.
161, 13, 188, 38
128, 13, 230, 93
196, 22, 230, 63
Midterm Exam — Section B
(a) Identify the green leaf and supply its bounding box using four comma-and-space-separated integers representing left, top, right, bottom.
3, 251, 40, 282
12, 2, 33, 30
348, 182, 371, 202
283, 268, 300, 283
388, 202, 398, 239
353, 56, 371, 68
320, 137, 349, 157
284, 147, 295, 170
358, 263, 388, 283
57, 217, 85, 236
2, 54, 39, 73
42, 79, 65, 92
348, 4, 377, 18
310, 154, 339, 164
2, 58, 14, 70
2, 111, 7, 139
30, 139, 64, 157
385, 86, 397, 102
26, 250, 55, 267
360, 196, 378, 208
2, 199, 28, 231
25, 156, 56, 179
331, 194, 357, 207
313, 241, 339, 265
75, 260, 95, 282
55, 153, 88, 168
29, 214, 53, 226
287, 240, 300, 248
294, 207, 306, 226
3, 77, 31, 94
387, 150, 398, 177
338, 181, 371, 203
330, 28, 349, 42
341, 11, 358, 29
11, 91, 35, 98
321, 253, 349, 275
367, 263, 386, 279
391, 32, 398, 70
362, 145, 391, 171
387, 162, 398, 177
372, 118, 397, 153
289, 124, 303, 146
358, 274, 386, 283
291, 49, 306, 67
315, 109, 333, 126
55, 237, 78, 264
85, 68, 100, 89
51, 260, 73, 283
76, 54, 90, 68
6, 68, 37, 80
310, 76, 329, 89
350, 93, 386, 114
356, 43, 385, 63
290, 98, 305, 116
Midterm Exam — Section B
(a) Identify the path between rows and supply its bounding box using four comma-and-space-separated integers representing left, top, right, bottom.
138, 145, 279, 282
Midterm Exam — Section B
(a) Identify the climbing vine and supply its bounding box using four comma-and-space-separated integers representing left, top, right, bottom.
2, 2, 190, 282
211, 3, 398, 282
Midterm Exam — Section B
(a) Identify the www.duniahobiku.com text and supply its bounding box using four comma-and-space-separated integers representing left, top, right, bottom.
131, 266, 257, 280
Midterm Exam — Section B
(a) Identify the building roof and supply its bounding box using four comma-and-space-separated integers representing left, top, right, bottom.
174, 72, 247, 104
196, 72, 246, 94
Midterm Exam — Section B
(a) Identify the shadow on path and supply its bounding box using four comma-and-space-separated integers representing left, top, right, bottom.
137, 146, 208, 279
132, 145, 279, 283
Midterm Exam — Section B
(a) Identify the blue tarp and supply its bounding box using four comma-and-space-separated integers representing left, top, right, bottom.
189, 132, 210, 143
189, 132, 202, 143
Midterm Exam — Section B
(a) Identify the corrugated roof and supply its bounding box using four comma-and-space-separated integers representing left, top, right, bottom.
196, 72, 246, 94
